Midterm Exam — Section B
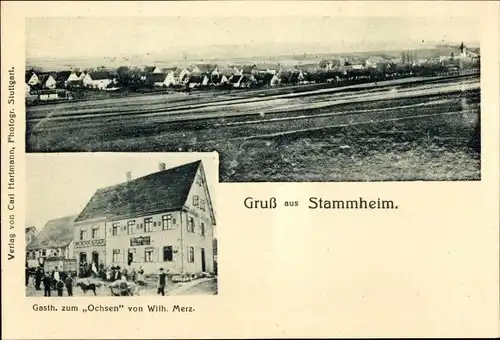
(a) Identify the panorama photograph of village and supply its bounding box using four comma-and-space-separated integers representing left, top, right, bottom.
26, 16, 481, 182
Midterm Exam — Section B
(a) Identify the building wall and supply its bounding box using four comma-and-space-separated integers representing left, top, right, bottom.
182, 165, 215, 273
105, 211, 184, 274
73, 219, 107, 267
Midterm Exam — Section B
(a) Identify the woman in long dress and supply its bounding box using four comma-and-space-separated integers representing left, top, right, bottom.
136, 267, 145, 285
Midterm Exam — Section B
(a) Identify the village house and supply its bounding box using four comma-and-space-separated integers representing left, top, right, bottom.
55, 71, 81, 87
83, 72, 115, 89
230, 74, 253, 88
25, 71, 39, 86
73, 160, 216, 276
173, 68, 191, 85
38, 74, 57, 89
25, 226, 37, 246
191, 64, 219, 76
143, 66, 162, 74
147, 72, 176, 87
26, 215, 77, 267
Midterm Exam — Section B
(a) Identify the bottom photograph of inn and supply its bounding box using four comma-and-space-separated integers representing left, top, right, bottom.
25, 153, 218, 297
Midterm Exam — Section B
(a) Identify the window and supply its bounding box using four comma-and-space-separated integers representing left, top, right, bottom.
112, 249, 121, 263
162, 215, 173, 230
200, 222, 205, 236
145, 248, 154, 262
91, 226, 99, 239
127, 249, 136, 264
193, 195, 199, 206
112, 223, 120, 236
79, 228, 87, 240
188, 247, 195, 262
42, 250, 47, 257
163, 246, 173, 262
127, 220, 136, 235
187, 217, 195, 233
144, 218, 153, 232
200, 199, 206, 211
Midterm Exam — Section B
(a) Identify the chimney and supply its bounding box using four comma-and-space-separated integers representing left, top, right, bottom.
126, 171, 132, 182
159, 162, 166, 171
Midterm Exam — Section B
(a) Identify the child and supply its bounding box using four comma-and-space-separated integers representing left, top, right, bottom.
56, 279, 65, 297
65, 274, 74, 296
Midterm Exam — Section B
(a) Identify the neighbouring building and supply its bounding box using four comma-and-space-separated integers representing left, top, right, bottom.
26, 215, 77, 266
83, 72, 114, 89
173, 68, 191, 85
25, 226, 37, 246
73, 160, 216, 275
38, 74, 57, 89
147, 73, 176, 87
55, 71, 80, 87
25, 71, 39, 86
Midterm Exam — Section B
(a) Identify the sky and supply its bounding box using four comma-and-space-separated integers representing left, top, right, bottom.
26, 16, 480, 60
26, 153, 218, 232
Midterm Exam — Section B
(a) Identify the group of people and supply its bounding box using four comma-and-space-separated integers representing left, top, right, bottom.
26, 264, 75, 297
27, 261, 169, 296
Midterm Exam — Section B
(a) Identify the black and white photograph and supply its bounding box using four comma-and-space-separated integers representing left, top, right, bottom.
25, 16, 481, 182
25, 153, 218, 297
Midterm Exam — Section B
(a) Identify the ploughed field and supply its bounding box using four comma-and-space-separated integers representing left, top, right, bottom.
27, 74, 480, 182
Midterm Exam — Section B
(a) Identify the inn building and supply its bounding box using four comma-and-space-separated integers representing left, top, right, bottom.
73, 160, 216, 275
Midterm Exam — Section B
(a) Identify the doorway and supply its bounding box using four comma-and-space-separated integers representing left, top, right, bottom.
200, 248, 206, 272
92, 251, 99, 265
79, 252, 87, 264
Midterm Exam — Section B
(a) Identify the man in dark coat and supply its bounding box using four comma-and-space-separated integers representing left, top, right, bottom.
65, 274, 74, 296
42, 273, 52, 297
35, 267, 43, 290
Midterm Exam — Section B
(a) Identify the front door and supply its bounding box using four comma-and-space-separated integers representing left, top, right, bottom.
201, 248, 206, 272
92, 251, 99, 265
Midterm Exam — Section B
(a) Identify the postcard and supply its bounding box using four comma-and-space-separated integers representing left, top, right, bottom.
1, 1, 499, 339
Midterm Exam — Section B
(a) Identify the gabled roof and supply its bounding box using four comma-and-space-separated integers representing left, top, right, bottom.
241, 65, 256, 73
173, 68, 188, 76
229, 75, 243, 84
188, 75, 204, 83
88, 72, 112, 80
38, 74, 55, 83
56, 71, 75, 82
25, 72, 37, 83
75, 161, 202, 223
147, 73, 167, 83
27, 215, 77, 250
143, 66, 157, 73
193, 64, 217, 74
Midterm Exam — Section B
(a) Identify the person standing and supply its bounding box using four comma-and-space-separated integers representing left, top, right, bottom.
25, 265, 30, 287
137, 267, 145, 286
65, 274, 74, 296
43, 273, 52, 297
56, 279, 65, 297
157, 268, 167, 296
35, 267, 43, 290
